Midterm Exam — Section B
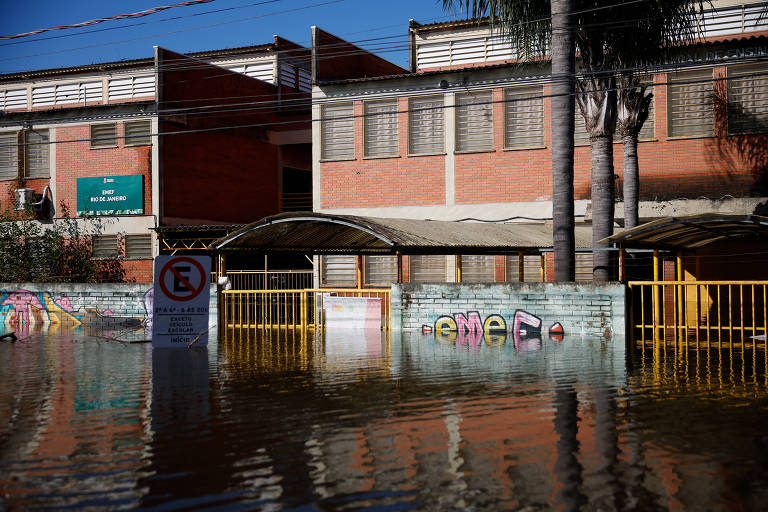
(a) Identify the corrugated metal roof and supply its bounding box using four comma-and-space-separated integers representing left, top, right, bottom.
211, 212, 594, 254
606, 214, 768, 250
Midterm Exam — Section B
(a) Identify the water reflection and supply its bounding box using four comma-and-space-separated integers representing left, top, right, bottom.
1, 329, 768, 510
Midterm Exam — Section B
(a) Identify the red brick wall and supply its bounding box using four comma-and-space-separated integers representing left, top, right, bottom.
158, 48, 310, 224
56, 123, 152, 215
121, 259, 153, 283
321, 73, 766, 209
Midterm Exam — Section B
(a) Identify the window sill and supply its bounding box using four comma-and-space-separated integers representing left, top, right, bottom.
454, 149, 496, 155
90, 145, 118, 150
407, 152, 447, 157
124, 143, 152, 147
124, 256, 153, 260
362, 155, 400, 160
502, 145, 546, 151
665, 134, 715, 141
320, 157, 356, 163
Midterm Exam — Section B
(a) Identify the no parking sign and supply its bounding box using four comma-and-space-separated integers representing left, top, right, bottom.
152, 255, 211, 348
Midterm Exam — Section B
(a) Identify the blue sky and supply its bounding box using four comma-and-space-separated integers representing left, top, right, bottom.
0, 0, 458, 75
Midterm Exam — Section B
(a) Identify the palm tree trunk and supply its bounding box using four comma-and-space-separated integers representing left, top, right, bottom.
551, 0, 576, 282
591, 136, 615, 282
622, 135, 639, 229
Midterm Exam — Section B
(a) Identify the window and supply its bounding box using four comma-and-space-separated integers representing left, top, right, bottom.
668, 68, 714, 138
124, 120, 152, 146
504, 254, 543, 282
410, 255, 446, 283
727, 63, 768, 134
574, 107, 591, 146
364, 100, 398, 158
365, 256, 397, 285
321, 103, 354, 160
0, 132, 17, 181
575, 252, 593, 283
637, 77, 656, 141
90, 123, 117, 148
321, 255, 357, 287
92, 235, 119, 258
25, 130, 49, 179
456, 91, 493, 152
107, 75, 155, 101
409, 95, 444, 154
461, 255, 496, 283
504, 86, 544, 149
124, 234, 152, 259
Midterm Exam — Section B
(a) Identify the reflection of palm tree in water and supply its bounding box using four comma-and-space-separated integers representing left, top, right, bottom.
553, 384, 586, 511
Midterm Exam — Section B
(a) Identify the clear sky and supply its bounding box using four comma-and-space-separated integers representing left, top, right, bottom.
0, 0, 459, 75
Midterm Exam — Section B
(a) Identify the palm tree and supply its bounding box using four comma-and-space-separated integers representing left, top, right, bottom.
443, 0, 577, 282
445, 0, 704, 282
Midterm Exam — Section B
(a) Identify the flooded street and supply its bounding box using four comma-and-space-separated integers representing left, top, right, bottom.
1, 329, 768, 511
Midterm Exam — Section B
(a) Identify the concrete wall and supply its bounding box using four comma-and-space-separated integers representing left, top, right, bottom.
0, 282, 217, 332
391, 282, 626, 339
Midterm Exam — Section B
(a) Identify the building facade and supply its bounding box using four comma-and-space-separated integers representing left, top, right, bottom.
312, 1, 768, 285
0, 37, 313, 282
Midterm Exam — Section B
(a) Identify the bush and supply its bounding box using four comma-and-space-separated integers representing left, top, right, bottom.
0, 199, 126, 283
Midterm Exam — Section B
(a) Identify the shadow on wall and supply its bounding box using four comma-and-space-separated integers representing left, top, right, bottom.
712, 87, 768, 200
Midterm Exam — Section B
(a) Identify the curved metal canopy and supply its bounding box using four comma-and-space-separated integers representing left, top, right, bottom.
211, 212, 594, 254
606, 214, 768, 250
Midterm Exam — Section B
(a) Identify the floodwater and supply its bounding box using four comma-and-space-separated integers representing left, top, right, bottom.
1, 328, 768, 511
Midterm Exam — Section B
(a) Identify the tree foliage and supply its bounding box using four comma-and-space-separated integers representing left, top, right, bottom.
0, 196, 126, 283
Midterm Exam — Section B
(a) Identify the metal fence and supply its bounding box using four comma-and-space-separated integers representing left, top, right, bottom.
628, 281, 768, 346
222, 270, 314, 290
220, 288, 391, 331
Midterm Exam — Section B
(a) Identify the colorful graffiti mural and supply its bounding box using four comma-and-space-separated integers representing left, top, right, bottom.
0, 289, 151, 334
428, 310, 564, 350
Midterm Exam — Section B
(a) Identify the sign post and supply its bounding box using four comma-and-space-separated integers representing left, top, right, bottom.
152, 255, 211, 348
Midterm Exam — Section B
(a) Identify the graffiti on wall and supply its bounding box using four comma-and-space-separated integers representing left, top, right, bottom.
0, 289, 153, 334
427, 310, 565, 350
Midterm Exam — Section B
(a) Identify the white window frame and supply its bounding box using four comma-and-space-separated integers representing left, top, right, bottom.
90, 123, 118, 149
320, 103, 355, 161
363, 99, 399, 158
408, 95, 445, 155
504, 85, 545, 150
455, 90, 494, 153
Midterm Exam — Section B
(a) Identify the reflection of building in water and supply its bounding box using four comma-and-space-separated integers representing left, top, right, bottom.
0, 332, 152, 508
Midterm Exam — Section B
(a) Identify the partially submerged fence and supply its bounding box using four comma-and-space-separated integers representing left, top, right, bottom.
628, 280, 768, 346
220, 288, 391, 331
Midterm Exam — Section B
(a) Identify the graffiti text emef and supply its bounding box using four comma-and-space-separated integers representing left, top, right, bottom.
427, 310, 565, 350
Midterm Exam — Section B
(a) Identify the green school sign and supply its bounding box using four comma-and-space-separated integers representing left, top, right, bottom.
76, 175, 144, 216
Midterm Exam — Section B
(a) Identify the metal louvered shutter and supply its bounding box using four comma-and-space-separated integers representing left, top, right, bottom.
321, 255, 357, 287
25, 130, 49, 179
409, 95, 444, 155
461, 255, 496, 283
574, 107, 591, 146
504, 86, 544, 149
365, 255, 397, 286
456, 91, 493, 152
504, 254, 544, 282
668, 69, 714, 138
0, 133, 18, 181
575, 252, 593, 282
364, 100, 398, 158
321, 103, 354, 161
125, 234, 152, 258
638, 84, 656, 141
91, 123, 117, 148
727, 64, 768, 134
410, 255, 446, 283
92, 235, 119, 258
124, 120, 152, 146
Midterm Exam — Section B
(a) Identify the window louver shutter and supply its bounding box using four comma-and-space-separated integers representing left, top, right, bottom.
91, 123, 117, 148
321, 103, 355, 160
410, 255, 446, 283
125, 121, 152, 146
25, 130, 49, 179
505, 254, 543, 282
668, 69, 714, 138
456, 91, 493, 152
575, 253, 593, 282
365, 255, 397, 285
364, 100, 399, 157
0, 133, 17, 181
409, 95, 444, 154
125, 234, 152, 258
92, 235, 119, 258
461, 255, 496, 283
727, 64, 768, 134
321, 255, 357, 287
504, 86, 544, 149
